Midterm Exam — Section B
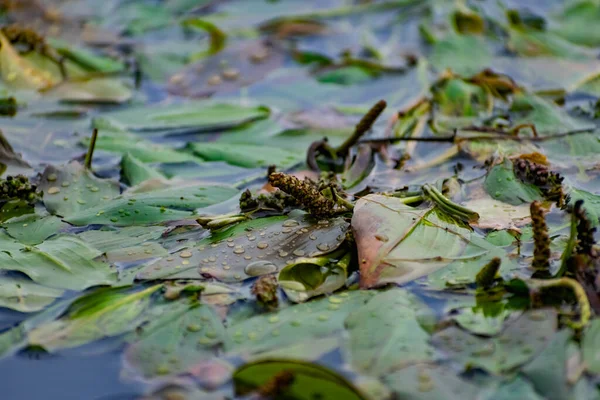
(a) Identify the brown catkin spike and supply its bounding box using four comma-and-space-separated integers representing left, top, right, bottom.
573, 200, 596, 257
268, 172, 335, 219
251, 275, 279, 311
530, 201, 551, 271
336, 100, 387, 155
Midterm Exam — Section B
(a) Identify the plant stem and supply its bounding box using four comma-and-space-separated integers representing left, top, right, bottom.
84, 128, 98, 170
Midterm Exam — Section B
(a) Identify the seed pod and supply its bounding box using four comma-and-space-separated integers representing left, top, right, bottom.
251, 275, 279, 311
573, 200, 597, 257
268, 172, 335, 219
530, 201, 550, 272
475, 257, 501, 288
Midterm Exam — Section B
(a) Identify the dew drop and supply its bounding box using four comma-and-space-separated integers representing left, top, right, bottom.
180, 251, 193, 258
316, 243, 330, 251
47, 187, 60, 195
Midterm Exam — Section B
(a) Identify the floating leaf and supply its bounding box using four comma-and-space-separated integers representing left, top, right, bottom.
125, 300, 225, 378
2, 213, 67, 245
565, 189, 600, 227
77, 226, 167, 253
464, 197, 532, 229
121, 152, 164, 186
0, 276, 64, 313
0, 232, 116, 290
582, 319, 600, 375
384, 364, 480, 399
233, 359, 367, 400
352, 194, 488, 288
343, 289, 435, 375
430, 34, 492, 76
225, 290, 375, 355
38, 161, 120, 218
93, 102, 270, 134
483, 159, 542, 206
138, 215, 348, 283
278, 251, 348, 303
522, 329, 573, 400
431, 309, 557, 375
187, 141, 302, 169
84, 129, 201, 163
28, 285, 161, 351
66, 184, 239, 226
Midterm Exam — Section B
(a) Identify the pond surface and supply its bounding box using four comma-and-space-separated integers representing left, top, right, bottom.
1, 1, 600, 399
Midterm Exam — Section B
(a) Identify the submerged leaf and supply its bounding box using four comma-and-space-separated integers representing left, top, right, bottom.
343, 289, 435, 375
483, 159, 542, 206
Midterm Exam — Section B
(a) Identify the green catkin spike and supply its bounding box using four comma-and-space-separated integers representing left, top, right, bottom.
475, 257, 501, 288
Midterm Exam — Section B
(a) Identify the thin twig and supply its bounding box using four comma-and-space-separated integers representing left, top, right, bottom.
359, 126, 596, 144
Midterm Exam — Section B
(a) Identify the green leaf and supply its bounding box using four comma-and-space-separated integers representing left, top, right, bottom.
138, 215, 348, 283
343, 289, 435, 375
65, 184, 239, 226
351, 194, 489, 288
0, 276, 64, 313
38, 161, 120, 218
431, 309, 557, 375
233, 359, 368, 400
0, 232, 116, 290
582, 319, 600, 374
93, 102, 270, 134
483, 159, 542, 206
47, 38, 126, 74
278, 252, 349, 303
28, 285, 161, 351
121, 152, 164, 186
430, 34, 492, 76
225, 290, 376, 355
2, 213, 67, 245
553, 1, 600, 47
565, 189, 600, 226
384, 364, 480, 399
186, 141, 302, 168
507, 24, 594, 59
125, 300, 225, 378
77, 226, 167, 253
84, 129, 201, 163
522, 330, 573, 400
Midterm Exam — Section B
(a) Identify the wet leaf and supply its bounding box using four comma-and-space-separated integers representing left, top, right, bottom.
0, 276, 64, 313
125, 300, 225, 378
225, 290, 375, 355
464, 197, 532, 229
431, 309, 557, 375
582, 319, 600, 374
28, 285, 161, 351
186, 141, 302, 169
93, 102, 270, 134
84, 129, 201, 163
77, 226, 167, 253
483, 159, 542, 206
0, 232, 117, 290
38, 161, 120, 218
121, 152, 165, 186
565, 189, 600, 227
352, 194, 488, 288
2, 213, 67, 245
430, 34, 492, 76
233, 359, 368, 400
65, 184, 239, 226
278, 252, 348, 303
553, 1, 600, 47
343, 289, 435, 375
138, 215, 348, 283
522, 329, 573, 400
384, 364, 480, 399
